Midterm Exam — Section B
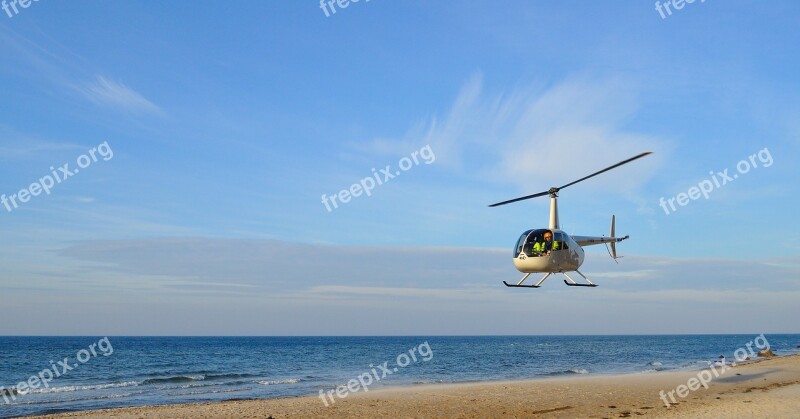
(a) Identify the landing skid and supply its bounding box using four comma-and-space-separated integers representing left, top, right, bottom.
562, 270, 597, 287
503, 272, 551, 288
563, 281, 598, 287
504, 270, 597, 288
503, 281, 540, 288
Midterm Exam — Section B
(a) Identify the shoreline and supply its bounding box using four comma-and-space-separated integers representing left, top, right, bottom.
27, 354, 800, 418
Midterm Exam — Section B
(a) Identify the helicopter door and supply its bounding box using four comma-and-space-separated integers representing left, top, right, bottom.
553, 232, 568, 252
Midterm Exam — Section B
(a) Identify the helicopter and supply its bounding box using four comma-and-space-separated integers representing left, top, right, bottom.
489, 152, 652, 288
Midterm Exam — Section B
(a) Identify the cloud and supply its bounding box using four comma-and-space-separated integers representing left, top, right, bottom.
361, 74, 668, 197
0, 28, 162, 116
495, 80, 666, 192
588, 269, 657, 280
55, 238, 510, 292
0, 237, 797, 334
305, 285, 502, 300
79, 76, 161, 115
0, 125, 85, 158
54, 238, 800, 293
355, 73, 487, 168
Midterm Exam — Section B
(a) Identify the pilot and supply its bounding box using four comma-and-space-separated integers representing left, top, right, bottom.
534, 232, 560, 255
532, 236, 545, 255
543, 231, 559, 253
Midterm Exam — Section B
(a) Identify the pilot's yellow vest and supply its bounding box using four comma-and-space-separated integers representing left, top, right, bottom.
533, 241, 559, 253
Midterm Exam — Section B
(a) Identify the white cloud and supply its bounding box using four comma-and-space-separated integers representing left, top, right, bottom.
588, 269, 657, 280
305, 285, 502, 300
53, 238, 800, 293
80, 76, 161, 114
362, 74, 669, 197
0, 125, 85, 158
0, 237, 797, 334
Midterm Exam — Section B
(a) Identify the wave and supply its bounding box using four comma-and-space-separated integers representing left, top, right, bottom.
639, 366, 671, 373
25, 381, 139, 395
644, 361, 668, 372
255, 378, 301, 385
545, 369, 586, 376
140, 373, 254, 385
0, 388, 18, 396
6, 391, 141, 407
142, 375, 206, 385
547, 368, 589, 376
150, 380, 253, 392
179, 380, 247, 389
167, 387, 251, 397
412, 379, 445, 385
205, 373, 254, 380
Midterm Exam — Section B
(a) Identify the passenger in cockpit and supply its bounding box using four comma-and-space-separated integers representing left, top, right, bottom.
532, 231, 559, 255
542, 231, 559, 254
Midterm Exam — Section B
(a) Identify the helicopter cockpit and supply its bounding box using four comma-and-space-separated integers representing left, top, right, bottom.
513, 229, 569, 258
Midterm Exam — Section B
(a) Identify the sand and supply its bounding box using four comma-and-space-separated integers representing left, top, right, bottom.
30, 354, 800, 418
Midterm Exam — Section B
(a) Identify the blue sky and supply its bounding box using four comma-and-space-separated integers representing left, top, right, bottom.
1, 0, 798, 335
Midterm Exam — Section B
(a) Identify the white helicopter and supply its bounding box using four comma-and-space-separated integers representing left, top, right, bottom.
489, 152, 651, 288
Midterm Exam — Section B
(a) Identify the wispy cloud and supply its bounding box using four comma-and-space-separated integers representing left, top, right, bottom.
80, 76, 161, 115
0, 28, 162, 117
0, 141, 83, 157
359, 74, 668, 196
0, 124, 84, 158
1, 237, 797, 334
53, 237, 800, 295
305, 285, 502, 300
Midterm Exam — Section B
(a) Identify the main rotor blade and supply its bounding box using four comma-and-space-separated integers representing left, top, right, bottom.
557, 152, 652, 190
487, 152, 652, 208
488, 190, 550, 207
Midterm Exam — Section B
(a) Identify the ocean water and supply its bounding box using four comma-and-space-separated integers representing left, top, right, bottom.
1, 335, 799, 418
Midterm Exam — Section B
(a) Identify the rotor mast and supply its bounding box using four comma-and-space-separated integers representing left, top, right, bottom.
548, 188, 559, 230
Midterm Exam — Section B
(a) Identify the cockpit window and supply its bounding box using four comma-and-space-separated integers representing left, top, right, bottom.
523, 229, 547, 257
554, 232, 568, 250
514, 229, 568, 257
513, 230, 532, 258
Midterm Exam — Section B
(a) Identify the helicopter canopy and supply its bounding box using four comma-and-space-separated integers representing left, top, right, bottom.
513, 229, 569, 258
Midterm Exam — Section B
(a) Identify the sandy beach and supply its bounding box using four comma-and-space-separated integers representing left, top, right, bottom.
29, 354, 800, 418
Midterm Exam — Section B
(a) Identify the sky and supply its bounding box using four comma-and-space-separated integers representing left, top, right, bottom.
0, 0, 798, 335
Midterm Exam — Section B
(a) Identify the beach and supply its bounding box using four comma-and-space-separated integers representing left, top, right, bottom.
30, 354, 800, 418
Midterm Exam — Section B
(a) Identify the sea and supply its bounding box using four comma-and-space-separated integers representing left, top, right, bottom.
1, 335, 799, 418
